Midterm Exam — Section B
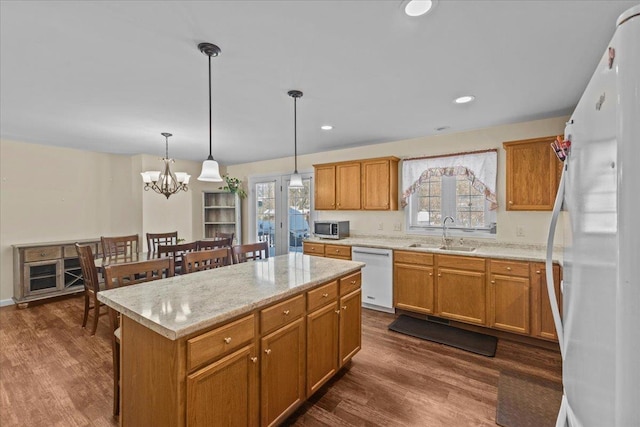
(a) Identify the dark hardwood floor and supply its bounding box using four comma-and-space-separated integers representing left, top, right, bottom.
0, 295, 561, 426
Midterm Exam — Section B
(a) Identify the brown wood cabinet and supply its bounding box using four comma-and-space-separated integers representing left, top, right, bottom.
531, 262, 562, 340
302, 241, 325, 256
303, 242, 352, 261
339, 288, 362, 366
393, 251, 435, 315
435, 255, 487, 326
503, 136, 561, 211
488, 259, 530, 334
313, 157, 399, 211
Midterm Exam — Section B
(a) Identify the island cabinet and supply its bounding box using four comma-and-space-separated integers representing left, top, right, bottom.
313, 156, 399, 211
338, 272, 362, 365
488, 259, 531, 334
531, 262, 562, 341
435, 255, 487, 326
302, 242, 352, 261
393, 251, 435, 315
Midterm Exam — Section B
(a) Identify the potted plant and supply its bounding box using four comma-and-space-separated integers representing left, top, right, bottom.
219, 174, 247, 199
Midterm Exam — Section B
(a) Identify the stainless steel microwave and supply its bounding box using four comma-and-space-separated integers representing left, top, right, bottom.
313, 221, 350, 239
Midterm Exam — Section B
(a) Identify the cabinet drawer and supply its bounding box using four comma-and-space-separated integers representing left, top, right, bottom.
63, 245, 78, 258
303, 242, 325, 256
490, 259, 530, 277
260, 294, 305, 334
437, 254, 485, 272
187, 314, 255, 371
24, 246, 62, 262
324, 245, 351, 259
394, 250, 434, 266
339, 271, 361, 296
307, 281, 338, 311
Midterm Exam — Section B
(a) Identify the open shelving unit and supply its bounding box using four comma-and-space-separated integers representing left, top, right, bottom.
203, 191, 241, 244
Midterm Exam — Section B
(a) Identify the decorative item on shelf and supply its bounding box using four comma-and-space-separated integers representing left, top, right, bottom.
140, 133, 190, 199
219, 174, 247, 199
197, 42, 223, 183
288, 89, 304, 188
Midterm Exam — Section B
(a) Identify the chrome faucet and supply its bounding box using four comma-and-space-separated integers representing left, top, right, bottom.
442, 216, 454, 248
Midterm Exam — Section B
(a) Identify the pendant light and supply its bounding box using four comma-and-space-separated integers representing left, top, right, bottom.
197, 42, 223, 182
288, 90, 304, 188
140, 132, 190, 199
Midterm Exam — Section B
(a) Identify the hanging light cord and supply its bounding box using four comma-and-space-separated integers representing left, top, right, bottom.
207, 53, 213, 161
165, 134, 169, 159
293, 96, 298, 173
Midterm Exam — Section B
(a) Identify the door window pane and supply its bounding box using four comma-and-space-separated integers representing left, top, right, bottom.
287, 178, 311, 253
256, 181, 276, 256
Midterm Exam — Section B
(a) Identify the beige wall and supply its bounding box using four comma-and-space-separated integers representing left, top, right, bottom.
227, 116, 568, 247
0, 139, 225, 302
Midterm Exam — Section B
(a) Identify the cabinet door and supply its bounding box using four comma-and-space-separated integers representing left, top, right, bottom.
504, 136, 559, 210
23, 259, 62, 297
336, 162, 361, 210
339, 288, 362, 366
394, 263, 434, 314
362, 159, 391, 210
261, 317, 305, 426
307, 302, 339, 395
436, 268, 486, 325
187, 344, 258, 427
314, 165, 336, 210
489, 274, 530, 334
531, 263, 562, 340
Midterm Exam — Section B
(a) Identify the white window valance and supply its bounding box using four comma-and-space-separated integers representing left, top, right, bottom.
401, 149, 498, 210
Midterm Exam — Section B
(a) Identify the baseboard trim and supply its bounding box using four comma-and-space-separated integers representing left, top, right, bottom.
0, 299, 15, 307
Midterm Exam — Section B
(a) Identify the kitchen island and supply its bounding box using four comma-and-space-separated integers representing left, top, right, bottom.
98, 253, 364, 426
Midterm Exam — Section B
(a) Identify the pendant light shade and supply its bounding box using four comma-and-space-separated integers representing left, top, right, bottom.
288, 89, 304, 188
197, 42, 223, 182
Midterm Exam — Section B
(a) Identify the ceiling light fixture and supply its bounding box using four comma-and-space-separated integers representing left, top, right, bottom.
320, 125, 333, 130
288, 89, 304, 188
403, 0, 437, 17
141, 133, 190, 199
197, 42, 223, 182
454, 95, 476, 104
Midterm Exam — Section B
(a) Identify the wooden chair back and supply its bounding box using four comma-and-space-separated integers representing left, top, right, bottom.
102, 257, 174, 417
76, 243, 100, 294
156, 241, 198, 274
146, 231, 178, 253
101, 234, 139, 259
232, 241, 269, 264
183, 248, 232, 273
197, 237, 233, 250
216, 232, 235, 243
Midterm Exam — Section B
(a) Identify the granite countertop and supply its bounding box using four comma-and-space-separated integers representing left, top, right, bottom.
97, 253, 364, 341
305, 235, 562, 263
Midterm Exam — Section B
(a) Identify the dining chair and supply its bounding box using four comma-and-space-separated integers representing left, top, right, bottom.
215, 231, 235, 243
103, 257, 174, 417
232, 241, 269, 264
75, 243, 106, 335
156, 241, 198, 274
196, 237, 232, 250
146, 231, 178, 253
183, 248, 232, 273
101, 234, 139, 259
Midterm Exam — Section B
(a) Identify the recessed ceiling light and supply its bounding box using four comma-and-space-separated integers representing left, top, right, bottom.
454, 95, 476, 104
404, 0, 437, 17
320, 125, 333, 130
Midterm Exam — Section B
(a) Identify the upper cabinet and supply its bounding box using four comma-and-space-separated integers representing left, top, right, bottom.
503, 136, 561, 211
314, 157, 399, 211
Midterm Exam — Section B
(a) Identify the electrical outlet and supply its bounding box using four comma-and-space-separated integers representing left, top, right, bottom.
516, 226, 525, 237
378, 222, 384, 231
393, 222, 402, 231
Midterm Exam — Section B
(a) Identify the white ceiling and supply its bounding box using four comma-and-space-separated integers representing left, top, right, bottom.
1, 1, 636, 165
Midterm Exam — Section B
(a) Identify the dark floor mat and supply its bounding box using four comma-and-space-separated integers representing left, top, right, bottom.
388, 315, 497, 357
496, 370, 563, 427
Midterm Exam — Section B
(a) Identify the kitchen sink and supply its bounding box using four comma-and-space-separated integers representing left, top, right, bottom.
407, 243, 433, 248
438, 246, 476, 252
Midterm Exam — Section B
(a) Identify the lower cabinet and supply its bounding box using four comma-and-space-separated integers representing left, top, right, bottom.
531, 262, 562, 340
339, 288, 362, 365
435, 255, 487, 325
307, 302, 339, 395
488, 260, 531, 334
187, 345, 259, 427
261, 317, 306, 426
393, 251, 435, 315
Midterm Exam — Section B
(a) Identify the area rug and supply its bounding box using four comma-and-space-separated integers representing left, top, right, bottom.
496, 370, 563, 427
388, 315, 497, 357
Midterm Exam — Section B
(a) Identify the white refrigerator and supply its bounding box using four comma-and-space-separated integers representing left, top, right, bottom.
546, 5, 640, 427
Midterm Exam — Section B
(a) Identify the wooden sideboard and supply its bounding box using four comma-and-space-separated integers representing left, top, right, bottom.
13, 239, 101, 307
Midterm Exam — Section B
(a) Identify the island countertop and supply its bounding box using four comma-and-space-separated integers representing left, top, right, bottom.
97, 253, 364, 341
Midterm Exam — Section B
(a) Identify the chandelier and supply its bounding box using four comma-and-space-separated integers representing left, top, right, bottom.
140, 132, 190, 199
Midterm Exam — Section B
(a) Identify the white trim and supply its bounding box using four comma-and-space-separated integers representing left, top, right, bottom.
0, 299, 15, 307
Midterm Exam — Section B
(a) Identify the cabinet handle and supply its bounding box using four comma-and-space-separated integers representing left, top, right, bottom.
335, 310, 341, 314
342, 305, 347, 310
322, 293, 329, 298
491, 280, 496, 284
536, 270, 541, 274
438, 273, 442, 277
283, 310, 290, 315
509, 201, 513, 204
264, 349, 271, 355
506, 267, 512, 271
429, 272, 433, 276
223, 337, 232, 344
335, 249, 340, 253
250, 356, 258, 363
40, 252, 46, 257
350, 280, 356, 284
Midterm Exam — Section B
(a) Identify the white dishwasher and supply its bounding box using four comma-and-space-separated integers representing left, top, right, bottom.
351, 246, 394, 313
